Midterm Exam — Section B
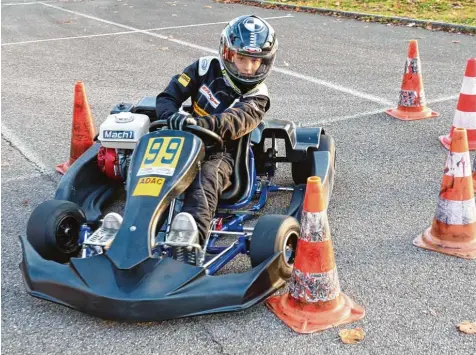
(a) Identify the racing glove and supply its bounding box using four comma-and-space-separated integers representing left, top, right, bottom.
167, 112, 197, 131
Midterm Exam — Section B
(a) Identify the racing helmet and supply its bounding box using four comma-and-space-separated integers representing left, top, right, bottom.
219, 15, 278, 89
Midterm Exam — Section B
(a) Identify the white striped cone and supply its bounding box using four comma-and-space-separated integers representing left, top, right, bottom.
266, 177, 365, 333
416, 128, 476, 259
440, 58, 476, 150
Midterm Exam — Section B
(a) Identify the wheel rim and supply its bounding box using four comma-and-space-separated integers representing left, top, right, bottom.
282, 230, 298, 267
55, 216, 81, 254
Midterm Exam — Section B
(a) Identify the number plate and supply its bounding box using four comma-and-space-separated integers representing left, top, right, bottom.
137, 137, 184, 177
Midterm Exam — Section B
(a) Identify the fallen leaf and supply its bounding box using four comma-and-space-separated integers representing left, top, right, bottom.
457, 321, 476, 334
339, 328, 366, 344
204, 5, 212, 8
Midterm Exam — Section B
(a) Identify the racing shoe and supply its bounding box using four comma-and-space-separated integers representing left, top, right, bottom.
102, 212, 123, 230
81, 212, 122, 255
167, 212, 201, 265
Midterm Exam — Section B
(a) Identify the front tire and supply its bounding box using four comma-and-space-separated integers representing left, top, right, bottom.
26, 200, 85, 262
249, 215, 299, 279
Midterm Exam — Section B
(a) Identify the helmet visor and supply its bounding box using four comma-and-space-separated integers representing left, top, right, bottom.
220, 41, 276, 85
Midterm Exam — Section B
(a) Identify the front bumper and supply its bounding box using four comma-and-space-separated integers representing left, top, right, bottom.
20, 235, 285, 322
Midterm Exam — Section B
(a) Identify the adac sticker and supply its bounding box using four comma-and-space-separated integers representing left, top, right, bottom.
132, 176, 165, 197
178, 73, 191, 87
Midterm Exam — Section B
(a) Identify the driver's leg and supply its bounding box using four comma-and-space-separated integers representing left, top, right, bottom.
181, 152, 233, 243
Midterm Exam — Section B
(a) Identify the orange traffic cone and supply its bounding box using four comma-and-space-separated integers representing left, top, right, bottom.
414, 128, 476, 259
439, 58, 476, 150
266, 177, 365, 334
56, 81, 96, 174
385, 40, 439, 121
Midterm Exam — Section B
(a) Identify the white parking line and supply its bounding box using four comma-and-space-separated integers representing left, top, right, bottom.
275, 67, 393, 106
310, 108, 387, 125
427, 95, 459, 104
307, 94, 460, 125
1, 124, 52, 176
151, 15, 294, 30
1, 15, 294, 46
37, 2, 394, 106
2, 30, 139, 46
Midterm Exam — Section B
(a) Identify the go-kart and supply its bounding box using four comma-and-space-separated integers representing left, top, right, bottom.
20, 96, 336, 322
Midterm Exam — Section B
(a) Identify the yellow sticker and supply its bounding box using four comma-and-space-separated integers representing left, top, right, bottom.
178, 73, 191, 87
138, 137, 184, 177
133, 177, 165, 197
193, 101, 209, 117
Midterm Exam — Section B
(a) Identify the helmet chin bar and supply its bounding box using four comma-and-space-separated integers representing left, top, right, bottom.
224, 60, 270, 87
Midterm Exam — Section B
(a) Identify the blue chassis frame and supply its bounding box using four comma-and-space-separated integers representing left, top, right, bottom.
202, 149, 288, 275
80, 148, 291, 276
158, 148, 290, 275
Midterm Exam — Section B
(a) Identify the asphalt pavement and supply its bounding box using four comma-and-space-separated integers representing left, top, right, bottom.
2, 0, 476, 354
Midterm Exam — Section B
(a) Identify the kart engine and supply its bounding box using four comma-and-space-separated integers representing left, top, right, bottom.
97, 111, 150, 180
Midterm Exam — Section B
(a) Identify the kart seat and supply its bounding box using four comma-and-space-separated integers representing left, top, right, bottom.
220, 133, 252, 205
130, 97, 252, 205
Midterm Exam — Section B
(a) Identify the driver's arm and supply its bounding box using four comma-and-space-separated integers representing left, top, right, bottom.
155, 61, 199, 122
197, 94, 269, 141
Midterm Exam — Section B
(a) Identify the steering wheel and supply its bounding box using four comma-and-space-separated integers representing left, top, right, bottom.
149, 119, 224, 151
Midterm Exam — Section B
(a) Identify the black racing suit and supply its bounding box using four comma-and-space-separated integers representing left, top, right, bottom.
156, 56, 270, 242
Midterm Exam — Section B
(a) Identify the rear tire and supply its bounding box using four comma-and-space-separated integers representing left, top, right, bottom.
26, 200, 85, 263
249, 215, 299, 279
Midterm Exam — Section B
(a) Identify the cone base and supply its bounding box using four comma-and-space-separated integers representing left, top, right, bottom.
439, 134, 476, 151
413, 227, 476, 259
266, 292, 365, 334
56, 160, 72, 175
385, 107, 439, 121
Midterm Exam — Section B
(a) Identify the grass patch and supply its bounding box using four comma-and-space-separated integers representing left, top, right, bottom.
274, 0, 475, 26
